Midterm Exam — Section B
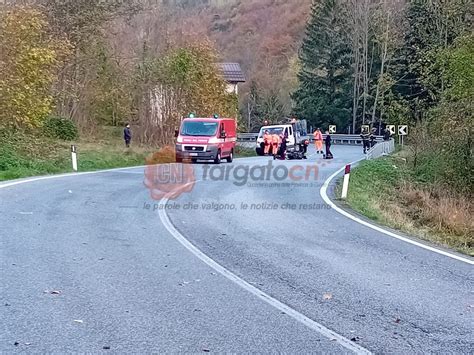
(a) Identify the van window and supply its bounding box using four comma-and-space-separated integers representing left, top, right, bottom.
289, 127, 293, 136
181, 121, 218, 136
258, 127, 284, 138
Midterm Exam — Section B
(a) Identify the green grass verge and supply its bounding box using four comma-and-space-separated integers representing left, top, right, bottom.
0, 129, 151, 181
337, 154, 473, 256
0, 129, 256, 181
341, 157, 404, 221
234, 145, 256, 158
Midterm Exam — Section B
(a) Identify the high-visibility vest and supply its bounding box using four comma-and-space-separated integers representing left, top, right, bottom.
314, 131, 323, 141
264, 133, 272, 143
272, 134, 280, 143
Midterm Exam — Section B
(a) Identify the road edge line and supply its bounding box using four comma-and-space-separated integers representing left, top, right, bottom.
158, 198, 372, 355
0, 155, 255, 188
0, 157, 365, 355
0, 165, 147, 189
320, 159, 474, 265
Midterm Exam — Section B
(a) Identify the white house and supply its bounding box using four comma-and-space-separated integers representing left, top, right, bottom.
217, 63, 246, 95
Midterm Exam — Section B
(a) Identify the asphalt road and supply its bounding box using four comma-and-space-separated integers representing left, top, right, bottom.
1, 145, 473, 353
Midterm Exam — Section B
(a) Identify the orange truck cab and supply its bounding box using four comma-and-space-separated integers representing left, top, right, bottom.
175, 117, 237, 164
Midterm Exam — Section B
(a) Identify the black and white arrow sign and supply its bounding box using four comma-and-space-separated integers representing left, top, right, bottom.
398, 125, 408, 136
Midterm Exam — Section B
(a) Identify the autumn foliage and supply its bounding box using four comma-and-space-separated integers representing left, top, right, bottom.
0, 7, 70, 129
134, 41, 237, 145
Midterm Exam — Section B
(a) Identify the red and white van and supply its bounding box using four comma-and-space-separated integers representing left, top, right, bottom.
175, 117, 237, 164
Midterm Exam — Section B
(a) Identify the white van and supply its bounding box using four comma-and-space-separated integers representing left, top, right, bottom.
256, 125, 295, 155
256, 120, 309, 156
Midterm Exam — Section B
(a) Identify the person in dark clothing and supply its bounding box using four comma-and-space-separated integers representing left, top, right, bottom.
370, 128, 377, 147
383, 127, 391, 141
324, 130, 333, 159
279, 133, 288, 160
124, 123, 131, 148
361, 130, 370, 154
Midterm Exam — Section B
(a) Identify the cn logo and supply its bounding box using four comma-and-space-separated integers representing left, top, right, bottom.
144, 146, 196, 200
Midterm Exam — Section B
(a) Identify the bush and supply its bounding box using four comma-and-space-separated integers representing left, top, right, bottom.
0, 144, 25, 171
42, 116, 78, 141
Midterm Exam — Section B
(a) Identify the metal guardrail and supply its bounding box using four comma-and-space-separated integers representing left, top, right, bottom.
237, 133, 384, 145
365, 139, 395, 160
319, 135, 384, 145
237, 133, 259, 142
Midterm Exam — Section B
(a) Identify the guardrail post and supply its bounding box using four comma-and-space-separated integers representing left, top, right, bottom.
341, 164, 351, 199
71, 145, 78, 172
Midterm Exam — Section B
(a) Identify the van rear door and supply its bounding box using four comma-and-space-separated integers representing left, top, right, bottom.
221, 120, 236, 157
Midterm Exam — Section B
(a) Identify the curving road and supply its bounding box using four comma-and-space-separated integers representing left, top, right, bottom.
1, 145, 473, 353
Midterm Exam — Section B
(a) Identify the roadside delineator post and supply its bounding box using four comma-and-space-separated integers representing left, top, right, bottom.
341, 164, 351, 199
71, 145, 77, 172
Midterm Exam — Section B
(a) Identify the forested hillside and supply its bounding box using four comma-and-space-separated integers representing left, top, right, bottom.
0, 0, 311, 134
157, 0, 312, 128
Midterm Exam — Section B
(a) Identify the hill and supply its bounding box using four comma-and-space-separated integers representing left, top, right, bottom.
160, 0, 312, 112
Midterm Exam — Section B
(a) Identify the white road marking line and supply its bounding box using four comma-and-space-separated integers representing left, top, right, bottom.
0, 166, 146, 189
2, 156, 471, 351
158, 196, 372, 355
0, 156, 255, 188
113, 171, 146, 174
320, 159, 474, 265
2, 166, 371, 352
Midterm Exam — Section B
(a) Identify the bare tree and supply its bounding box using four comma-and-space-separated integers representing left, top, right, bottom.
371, 0, 405, 126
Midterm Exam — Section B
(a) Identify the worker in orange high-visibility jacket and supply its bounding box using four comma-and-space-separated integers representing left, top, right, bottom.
263, 130, 272, 155
272, 133, 281, 156
313, 128, 323, 154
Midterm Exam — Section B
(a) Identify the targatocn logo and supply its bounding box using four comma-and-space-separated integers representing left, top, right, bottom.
144, 149, 338, 200
144, 146, 196, 200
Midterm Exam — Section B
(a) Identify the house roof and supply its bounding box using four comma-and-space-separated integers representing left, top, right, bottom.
217, 63, 246, 83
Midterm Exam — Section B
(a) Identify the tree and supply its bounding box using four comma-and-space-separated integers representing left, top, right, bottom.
134, 41, 237, 145
0, 6, 70, 130
245, 80, 264, 131
292, 0, 353, 130
392, 0, 472, 122
261, 90, 285, 124
90, 42, 132, 127
426, 34, 474, 193
40, 0, 140, 132
347, 0, 372, 131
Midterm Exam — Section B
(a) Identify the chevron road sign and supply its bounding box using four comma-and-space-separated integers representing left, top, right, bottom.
398, 125, 408, 136
361, 125, 370, 135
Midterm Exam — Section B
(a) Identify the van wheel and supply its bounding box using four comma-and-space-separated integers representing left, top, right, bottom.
226, 150, 233, 163
191, 158, 197, 163
214, 151, 221, 164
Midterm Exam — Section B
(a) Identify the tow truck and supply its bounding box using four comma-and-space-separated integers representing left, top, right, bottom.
255, 118, 309, 159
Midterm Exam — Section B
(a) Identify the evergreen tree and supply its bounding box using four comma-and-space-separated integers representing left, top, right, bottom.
248, 80, 263, 131
292, 0, 352, 130
393, 0, 471, 122
261, 90, 285, 124
392, 0, 438, 121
